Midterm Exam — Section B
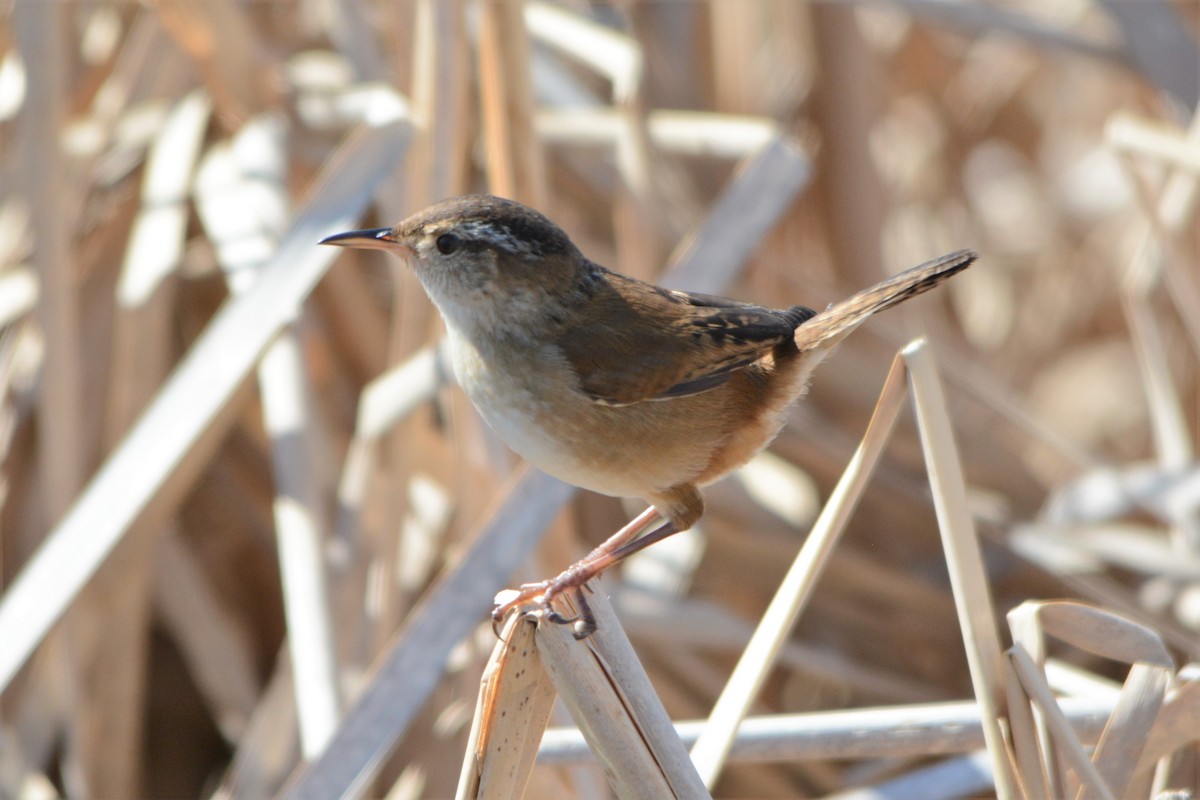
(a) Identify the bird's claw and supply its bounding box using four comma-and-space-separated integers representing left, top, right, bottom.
491, 575, 598, 639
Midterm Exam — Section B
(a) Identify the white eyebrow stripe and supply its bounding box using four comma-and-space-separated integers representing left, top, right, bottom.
454, 221, 532, 255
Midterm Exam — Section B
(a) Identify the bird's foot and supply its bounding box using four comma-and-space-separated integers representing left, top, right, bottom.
491, 510, 684, 640
492, 563, 599, 639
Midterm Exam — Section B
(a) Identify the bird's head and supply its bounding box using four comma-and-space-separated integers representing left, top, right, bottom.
321, 195, 585, 336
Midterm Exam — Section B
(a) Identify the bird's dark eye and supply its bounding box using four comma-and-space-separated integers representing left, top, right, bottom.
436, 233, 461, 255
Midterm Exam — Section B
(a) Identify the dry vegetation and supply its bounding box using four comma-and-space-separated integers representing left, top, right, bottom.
1, 0, 1199, 798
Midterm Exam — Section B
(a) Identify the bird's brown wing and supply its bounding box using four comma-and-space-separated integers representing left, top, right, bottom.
555, 270, 805, 406
557, 250, 976, 406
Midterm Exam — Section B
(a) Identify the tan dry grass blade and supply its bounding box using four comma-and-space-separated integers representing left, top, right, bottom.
154, 534, 260, 740
663, 136, 811, 294
0, 118, 413, 692
824, 750, 997, 800
532, 577, 710, 800
1019, 601, 1173, 667
456, 611, 556, 800
525, 2, 640, 95
408, 0, 470, 205
537, 109, 780, 158
197, 112, 343, 759
477, 0, 545, 206
1003, 649, 1052, 800
1006, 647, 1116, 800
0, 268, 37, 330
1112, 111, 1200, 473
356, 344, 450, 440
1122, 283, 1192, 472
16, 0, 84, 520
151, 0, 278, 124
1135, 676, 1200, 779
690, 349, 910, 787
528, 2, 657, 274
330, 342, 449, 561
869, 0, 1123, 62
113, 89, 210, 310
1090, 663, 1171, 799
1108, 114, 1200, 174
77, 86, 212, 800
1110, 111, 1200, 355
109, 89, 211, 439
540, 694, 1115, 765
214, 655, 299, 800
903, 339, 1017, 798
258, 333, 343, 758
282, 469, 576, 800
329, 343, 450, 587
617, 594, 941, 703
1007, 601, 1175, 800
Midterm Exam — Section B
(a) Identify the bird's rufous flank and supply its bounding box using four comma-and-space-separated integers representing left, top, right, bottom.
321, 194, 976, 637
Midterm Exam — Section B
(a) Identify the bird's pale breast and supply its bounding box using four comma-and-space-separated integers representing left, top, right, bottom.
447, 329, 741, 500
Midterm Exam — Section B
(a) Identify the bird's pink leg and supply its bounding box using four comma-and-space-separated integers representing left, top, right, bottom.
492, 506, 678, 638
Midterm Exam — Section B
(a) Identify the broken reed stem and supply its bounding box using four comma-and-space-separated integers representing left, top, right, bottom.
463, 577, 712, 799
532, 578, 710, 800
690, 348, 911, 787
538, 694, 1115, 766
457, 612, 556, 800
903, 339, 1016, 799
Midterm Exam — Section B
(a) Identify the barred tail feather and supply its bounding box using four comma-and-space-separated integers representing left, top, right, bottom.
793, 249, 976, 351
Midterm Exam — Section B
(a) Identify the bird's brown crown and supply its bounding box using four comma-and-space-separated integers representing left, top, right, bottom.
397, 195, 575, 260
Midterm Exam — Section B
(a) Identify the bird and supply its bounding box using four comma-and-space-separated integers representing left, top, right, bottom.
321, 194, 975, 638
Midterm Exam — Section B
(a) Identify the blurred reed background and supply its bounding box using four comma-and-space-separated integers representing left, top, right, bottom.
0, 0, 1198, 798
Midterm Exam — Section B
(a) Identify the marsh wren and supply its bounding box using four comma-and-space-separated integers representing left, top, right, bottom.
322, 195, 975, 637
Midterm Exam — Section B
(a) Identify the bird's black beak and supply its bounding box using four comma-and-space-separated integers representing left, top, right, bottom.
319, 227, 399, 251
